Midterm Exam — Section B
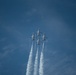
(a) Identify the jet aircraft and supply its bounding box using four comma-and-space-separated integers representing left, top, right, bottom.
31, 34, 35, 40
37, 29, 40, 36
37, 39, 40, 45
42, 34, 46, 41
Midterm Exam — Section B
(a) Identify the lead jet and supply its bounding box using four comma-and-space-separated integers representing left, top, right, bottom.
37, 39, 40, 45
37, 29, 40, 36
32, 34, 35, 40
42, 34, 46, 41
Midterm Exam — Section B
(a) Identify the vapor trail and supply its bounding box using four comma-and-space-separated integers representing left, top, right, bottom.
33, 48, 38, 75
39, 43, 44, 75
26, 43, 33, 75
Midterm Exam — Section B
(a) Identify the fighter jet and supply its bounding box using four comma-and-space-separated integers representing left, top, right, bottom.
37, 39, 40, 45
42, 34, 46, 41
37, 29, 40, 36
32, 34, 35, 40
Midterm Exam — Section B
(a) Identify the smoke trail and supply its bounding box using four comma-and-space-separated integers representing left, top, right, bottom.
39, 43, 44, 75
33, 48, 38, 75
26, 43, 33, 75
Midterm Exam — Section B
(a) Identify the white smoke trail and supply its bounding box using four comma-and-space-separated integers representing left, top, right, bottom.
26, 43, 33, 75
33, 48, 38, 75
39, 43, 44, 75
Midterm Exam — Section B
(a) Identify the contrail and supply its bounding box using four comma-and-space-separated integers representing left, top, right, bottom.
33, 48, 38, 75
26, 43, 33, 75
39, 43, 44, 75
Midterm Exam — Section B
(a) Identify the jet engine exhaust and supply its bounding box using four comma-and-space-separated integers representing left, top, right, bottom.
33, 48, 39, 75
26, 43, 33, 75
39, 43, 44, 75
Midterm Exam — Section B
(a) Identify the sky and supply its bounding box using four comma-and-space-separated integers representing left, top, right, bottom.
0, 0, 76, 75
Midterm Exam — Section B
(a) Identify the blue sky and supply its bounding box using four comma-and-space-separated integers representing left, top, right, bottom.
0, 0, 76, 75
